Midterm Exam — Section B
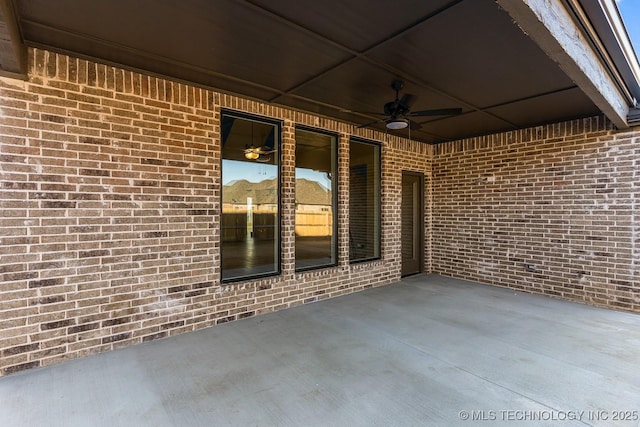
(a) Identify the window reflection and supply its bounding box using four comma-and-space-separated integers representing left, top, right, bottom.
221, 113, 280, 281
295, 129, 337, 270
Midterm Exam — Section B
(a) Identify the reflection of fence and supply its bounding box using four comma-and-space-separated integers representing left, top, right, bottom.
222, 204, 332, 241
295, 210, 332, 237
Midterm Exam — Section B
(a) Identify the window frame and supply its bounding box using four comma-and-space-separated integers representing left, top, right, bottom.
220, 109, 283, 283
294, 125, 339, 272
348, 137, 382, 264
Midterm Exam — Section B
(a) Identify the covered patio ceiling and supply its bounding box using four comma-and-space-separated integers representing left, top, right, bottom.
0, 0, 638, 143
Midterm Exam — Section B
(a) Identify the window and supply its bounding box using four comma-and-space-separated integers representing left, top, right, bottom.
221, 112, 280, 281
349, 138, 381, 262
295, 128, 337, 270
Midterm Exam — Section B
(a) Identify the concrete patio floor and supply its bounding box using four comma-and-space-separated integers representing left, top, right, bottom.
1, 274, 639, 426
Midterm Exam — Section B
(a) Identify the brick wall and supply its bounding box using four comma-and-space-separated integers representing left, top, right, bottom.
0, 49, 430, 376
432, 118, 640, 312
1, 47, 638, 376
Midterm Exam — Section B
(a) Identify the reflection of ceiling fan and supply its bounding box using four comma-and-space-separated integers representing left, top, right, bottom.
243, 144, 275, 161
357, 80, 462, 130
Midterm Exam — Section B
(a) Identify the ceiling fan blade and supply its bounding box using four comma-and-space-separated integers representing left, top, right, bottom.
399, 93, 418, 109
408, 119, 422, 130
408, 107, 463, 117
255, 145, 275, 154
357, 119, 383, 129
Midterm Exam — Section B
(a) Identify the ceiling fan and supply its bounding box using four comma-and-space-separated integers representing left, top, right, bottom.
357, 80, 462, 130
243, 144, 275, 162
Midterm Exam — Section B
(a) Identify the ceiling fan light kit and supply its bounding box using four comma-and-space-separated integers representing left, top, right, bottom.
244, 150, 259, 160
386, 118, 409, 130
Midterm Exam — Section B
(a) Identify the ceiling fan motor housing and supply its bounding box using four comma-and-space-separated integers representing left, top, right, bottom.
384, 101, 408, 116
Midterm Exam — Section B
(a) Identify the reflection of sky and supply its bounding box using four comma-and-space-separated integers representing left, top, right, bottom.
223, 160, 277, 184
222, 160, 331, 190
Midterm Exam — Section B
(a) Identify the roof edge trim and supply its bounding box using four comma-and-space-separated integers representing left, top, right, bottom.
576, 0, 640, 107
497, 0, 629, 129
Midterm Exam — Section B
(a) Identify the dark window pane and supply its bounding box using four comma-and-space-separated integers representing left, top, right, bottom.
221, 113, 280, 281
295, 129, 337, 270
349, 139, 381, 261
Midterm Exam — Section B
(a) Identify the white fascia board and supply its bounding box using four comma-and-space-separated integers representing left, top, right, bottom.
497, 0, 629, 129
597, 0, 640, 106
